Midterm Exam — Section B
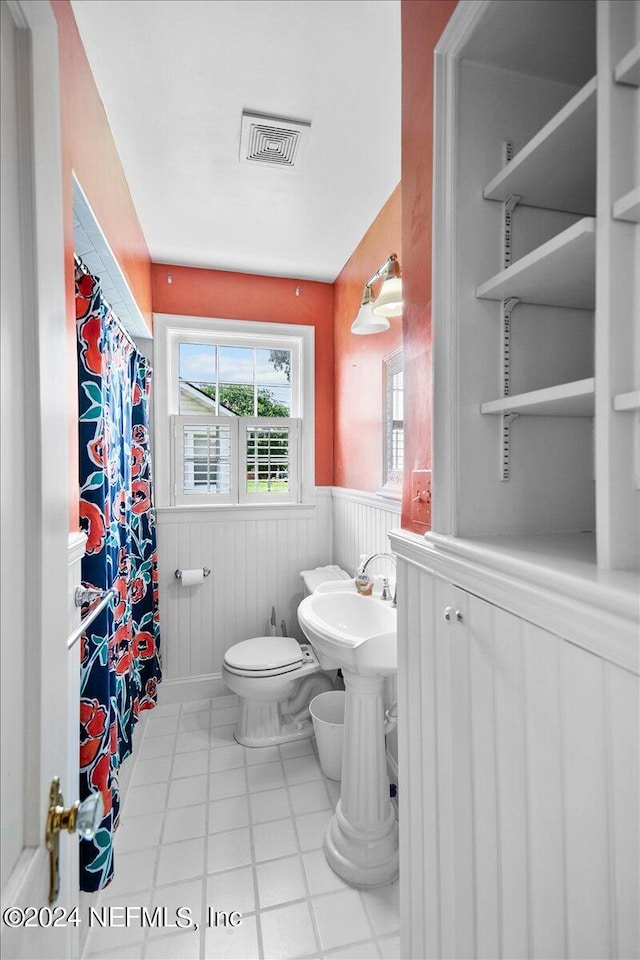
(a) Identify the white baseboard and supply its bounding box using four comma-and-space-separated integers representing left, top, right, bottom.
158, 672, 231, 704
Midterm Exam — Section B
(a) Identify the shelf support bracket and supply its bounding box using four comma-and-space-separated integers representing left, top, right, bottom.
501, 412, 519, 482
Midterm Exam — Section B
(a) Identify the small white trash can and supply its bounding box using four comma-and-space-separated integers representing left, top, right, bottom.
309, 690, 346, 781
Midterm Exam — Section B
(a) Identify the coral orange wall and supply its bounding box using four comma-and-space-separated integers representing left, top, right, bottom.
400, 0, 457, 532
333, 187, 402, 493
51, 0, 152, 529
151, 265, 334, 486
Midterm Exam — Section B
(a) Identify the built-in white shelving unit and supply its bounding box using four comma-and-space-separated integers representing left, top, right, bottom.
613, 390, 640, 411
614, 41, 640, 85
483, 78, 597, 214
612, 186, 640, 221
476, 218, 596, 308
481, 378, 595, 417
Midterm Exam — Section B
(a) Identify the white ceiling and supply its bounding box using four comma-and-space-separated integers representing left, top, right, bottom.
70, 0, 401, 283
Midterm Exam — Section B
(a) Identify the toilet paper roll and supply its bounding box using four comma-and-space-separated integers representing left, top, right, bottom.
179, 568, 204, 587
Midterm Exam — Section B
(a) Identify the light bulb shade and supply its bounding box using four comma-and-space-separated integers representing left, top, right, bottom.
351, 288, 390, 335
372, 276, 403, 317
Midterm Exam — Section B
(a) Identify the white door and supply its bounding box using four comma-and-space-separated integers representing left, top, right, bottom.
1, 2, 77, 957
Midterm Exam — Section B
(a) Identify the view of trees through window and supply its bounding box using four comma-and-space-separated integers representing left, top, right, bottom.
179, 344, 292, 418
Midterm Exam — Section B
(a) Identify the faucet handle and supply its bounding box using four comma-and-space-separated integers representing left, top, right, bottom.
380, 577, 392, 601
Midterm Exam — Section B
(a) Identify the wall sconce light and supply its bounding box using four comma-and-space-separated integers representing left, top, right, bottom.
350, 253, 403, 335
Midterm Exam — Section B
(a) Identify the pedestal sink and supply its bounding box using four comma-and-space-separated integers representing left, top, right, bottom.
297, 587, 398, 888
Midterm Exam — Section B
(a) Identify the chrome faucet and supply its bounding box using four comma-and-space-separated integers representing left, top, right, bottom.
358, 552, 397, 607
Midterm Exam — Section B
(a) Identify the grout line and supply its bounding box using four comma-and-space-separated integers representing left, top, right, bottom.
244, 745, 265, 959
198, 705, 214, 960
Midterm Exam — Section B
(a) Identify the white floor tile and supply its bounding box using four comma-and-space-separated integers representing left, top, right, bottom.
103, 848, 156, 898
179, 710, 211, 732
279, 738, 315, 760
86, 942, 144, 960
168, 774, 208, 808
210, 744, 246, 772
283, 755, 322, 785
209, 724, 237, 749
124, 783, 169, 818
253, 818, 298, 862
207, 827, 252, 873
113, 811, 163, 854
378, 934, 400, 959
256, 855, 306, 909
144, 931, 200, 959
206, 865, 256, 916
246, 761, 285, 793
209, 767, 247, 801
163, 804, 207, 844
325, 941, 380, 959
209, 795, 250, 833
149, 702, 181, 716
249, 788, 291, 824
182, 697, 213, 713
156, 836, 206, 886
245, 744, 280, 765
211, 706, 239, 727
302, 850, 350, 897
130, 755, 173, 787
137, 734, 176, 760
294, 810, 332, 852
312, 889, 372, 952
144, 714, 180, 738
260, 900, 318, 959
85, 890, 151, 953
176, 729, 213, 753
148, 878, 203, 933
324, 779, 341, 807
361, 882, 399, 936
204, 912, 259, 959
288, 780, 331, 816
172, 749, 209, 780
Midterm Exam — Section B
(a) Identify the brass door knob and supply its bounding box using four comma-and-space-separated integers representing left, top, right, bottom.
45, 777, 103, 904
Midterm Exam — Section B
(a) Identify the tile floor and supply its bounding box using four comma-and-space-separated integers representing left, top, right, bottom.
84, 697, 400, 960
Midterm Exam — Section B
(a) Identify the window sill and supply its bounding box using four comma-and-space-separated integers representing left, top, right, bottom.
155, 502, 318, 524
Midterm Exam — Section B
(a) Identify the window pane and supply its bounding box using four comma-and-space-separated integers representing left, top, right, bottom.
183, 424, 231, 495
257, 385, 291, 417
179, 382, 217, 415
219, 383, 255, 416
392, 370, 403, 420
245, 426, 290, 495
219, 346, 254, 384
256, 348, 291, 386
179, 343, 216, 383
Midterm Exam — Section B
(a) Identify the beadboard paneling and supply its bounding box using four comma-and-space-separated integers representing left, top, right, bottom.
156, 493, 332, 681
331, 488, 401, 574
395, 539, 639, 960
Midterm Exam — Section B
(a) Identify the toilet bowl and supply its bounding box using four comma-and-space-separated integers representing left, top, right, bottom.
222, 565, 350, 748
222, 637, 334, 746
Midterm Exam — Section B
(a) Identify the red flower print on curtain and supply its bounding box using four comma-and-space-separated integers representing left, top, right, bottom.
76, 261, 161, 892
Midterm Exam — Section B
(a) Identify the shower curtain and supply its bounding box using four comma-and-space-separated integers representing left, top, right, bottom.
76, 262, 161, 892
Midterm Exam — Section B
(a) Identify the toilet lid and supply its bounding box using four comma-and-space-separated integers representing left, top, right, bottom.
224, 636, 303, 672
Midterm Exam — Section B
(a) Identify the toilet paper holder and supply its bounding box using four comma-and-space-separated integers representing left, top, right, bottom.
175, 567, 211, 580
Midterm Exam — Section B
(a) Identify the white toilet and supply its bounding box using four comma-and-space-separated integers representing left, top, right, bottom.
222, 565, 349, 747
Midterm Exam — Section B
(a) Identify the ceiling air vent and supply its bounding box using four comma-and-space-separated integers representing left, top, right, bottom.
240, 111, 311, 170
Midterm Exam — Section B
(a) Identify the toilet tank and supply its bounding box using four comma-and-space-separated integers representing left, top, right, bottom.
300, 564, 350, 597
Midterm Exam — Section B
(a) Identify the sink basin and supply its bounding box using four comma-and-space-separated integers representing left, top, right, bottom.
297, 590, 397, 676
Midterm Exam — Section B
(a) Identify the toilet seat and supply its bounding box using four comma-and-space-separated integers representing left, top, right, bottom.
223, 636, 304, 678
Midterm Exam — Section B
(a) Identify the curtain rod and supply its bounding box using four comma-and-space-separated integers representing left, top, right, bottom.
74, 253, 139, 354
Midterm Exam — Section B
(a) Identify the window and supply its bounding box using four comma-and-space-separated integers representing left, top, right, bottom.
381, 349, 403, 498
154, 317, 312, 507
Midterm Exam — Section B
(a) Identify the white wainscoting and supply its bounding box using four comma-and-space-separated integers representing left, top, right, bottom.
392, 531, 639, 960
331, 487, 401, 575
155, 490, 333, 686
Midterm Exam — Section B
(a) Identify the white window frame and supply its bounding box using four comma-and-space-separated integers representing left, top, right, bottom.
172, 415, 239, 505
153, 314, 315, 508
379, 347, 404, 501
240, 418, 300, 504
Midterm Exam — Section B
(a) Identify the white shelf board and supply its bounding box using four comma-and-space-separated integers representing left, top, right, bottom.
612, 187, 640, 223
481, 378, 595, 416
476, 217, 596, 309
614, 43, 640, 86
484, 77, 596, 215
613, 391, 640, 412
